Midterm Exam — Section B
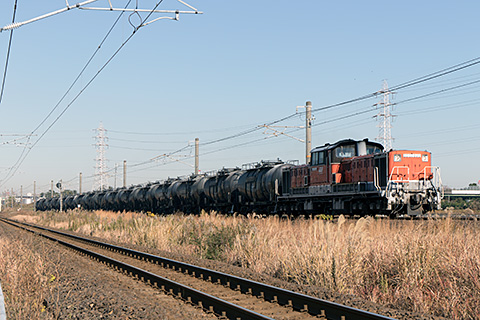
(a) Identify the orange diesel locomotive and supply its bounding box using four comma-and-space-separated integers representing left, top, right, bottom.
278, 138, 442, 216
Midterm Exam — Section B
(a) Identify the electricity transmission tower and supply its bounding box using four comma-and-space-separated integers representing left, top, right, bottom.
93, 122, 108, 191
374, 81, 395, 151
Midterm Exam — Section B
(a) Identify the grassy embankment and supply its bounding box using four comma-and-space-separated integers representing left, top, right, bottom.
6, 206, 480, 319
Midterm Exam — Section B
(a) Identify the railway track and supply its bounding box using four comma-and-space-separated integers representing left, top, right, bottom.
0, 218, 395, 320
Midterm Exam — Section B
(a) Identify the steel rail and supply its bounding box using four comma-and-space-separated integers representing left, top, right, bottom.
0, 218, 273, 320
4, 218, 395, 320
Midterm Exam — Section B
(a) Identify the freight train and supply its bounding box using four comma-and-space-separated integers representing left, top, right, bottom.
36, 138, 443, 217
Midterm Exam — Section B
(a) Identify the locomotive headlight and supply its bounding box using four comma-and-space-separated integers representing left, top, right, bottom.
394, 154, 402, 162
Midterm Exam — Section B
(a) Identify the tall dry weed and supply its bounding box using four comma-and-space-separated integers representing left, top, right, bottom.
0, 233, 62, 319
30, 209, 480, 319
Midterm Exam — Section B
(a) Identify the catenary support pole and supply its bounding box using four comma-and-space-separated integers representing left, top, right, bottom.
79, 172, 82, 194
195, 138, 199, 175
305, 101, 312, 165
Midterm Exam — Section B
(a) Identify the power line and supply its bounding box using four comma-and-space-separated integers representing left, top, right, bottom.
397, 98, 480, 117
389, 56, 480, 91
394, 78, 480, 106
395, 71, 480, 94
397, 124, 479, 139
109, 145, 176, 152
108, 137, 186, 144
108, 123, 256, 136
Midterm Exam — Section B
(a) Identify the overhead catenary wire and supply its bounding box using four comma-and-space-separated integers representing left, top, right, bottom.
0, 0, 133, 187
30, 0, 133, 136
0, 0, 167, 188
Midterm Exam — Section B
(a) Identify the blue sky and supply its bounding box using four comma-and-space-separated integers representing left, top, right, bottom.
0, 0, 479, 195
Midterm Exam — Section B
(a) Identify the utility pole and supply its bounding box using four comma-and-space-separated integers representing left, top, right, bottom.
20, 185, 23, 209
123, 160, 127, 188
51, 180, 54, 198
305, 101, 313, 165
34, 181, 36, 211
79, 172, 82, 194
11, 188, 13, 208
195, 138, 199, 175
60, 180, 63, 212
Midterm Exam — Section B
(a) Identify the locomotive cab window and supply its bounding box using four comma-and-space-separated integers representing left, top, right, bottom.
333, 145, 355, 162
312, 152, 318, 165
318, 151, 325, 165
367, 146, 382, 155
311, 151, 326, 165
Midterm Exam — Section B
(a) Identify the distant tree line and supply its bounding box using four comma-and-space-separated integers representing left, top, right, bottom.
442, 198, 480, 210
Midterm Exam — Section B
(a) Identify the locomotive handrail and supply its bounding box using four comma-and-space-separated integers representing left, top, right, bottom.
388, 166, 410, 182
373, 167, 380, 191
385, 166, 410, 198
386, 166, 443, 200
420, 166, 444, 199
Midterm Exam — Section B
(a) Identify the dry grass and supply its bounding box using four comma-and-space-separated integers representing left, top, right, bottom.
0, 228, 63, 319
27, 209, 480, 319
